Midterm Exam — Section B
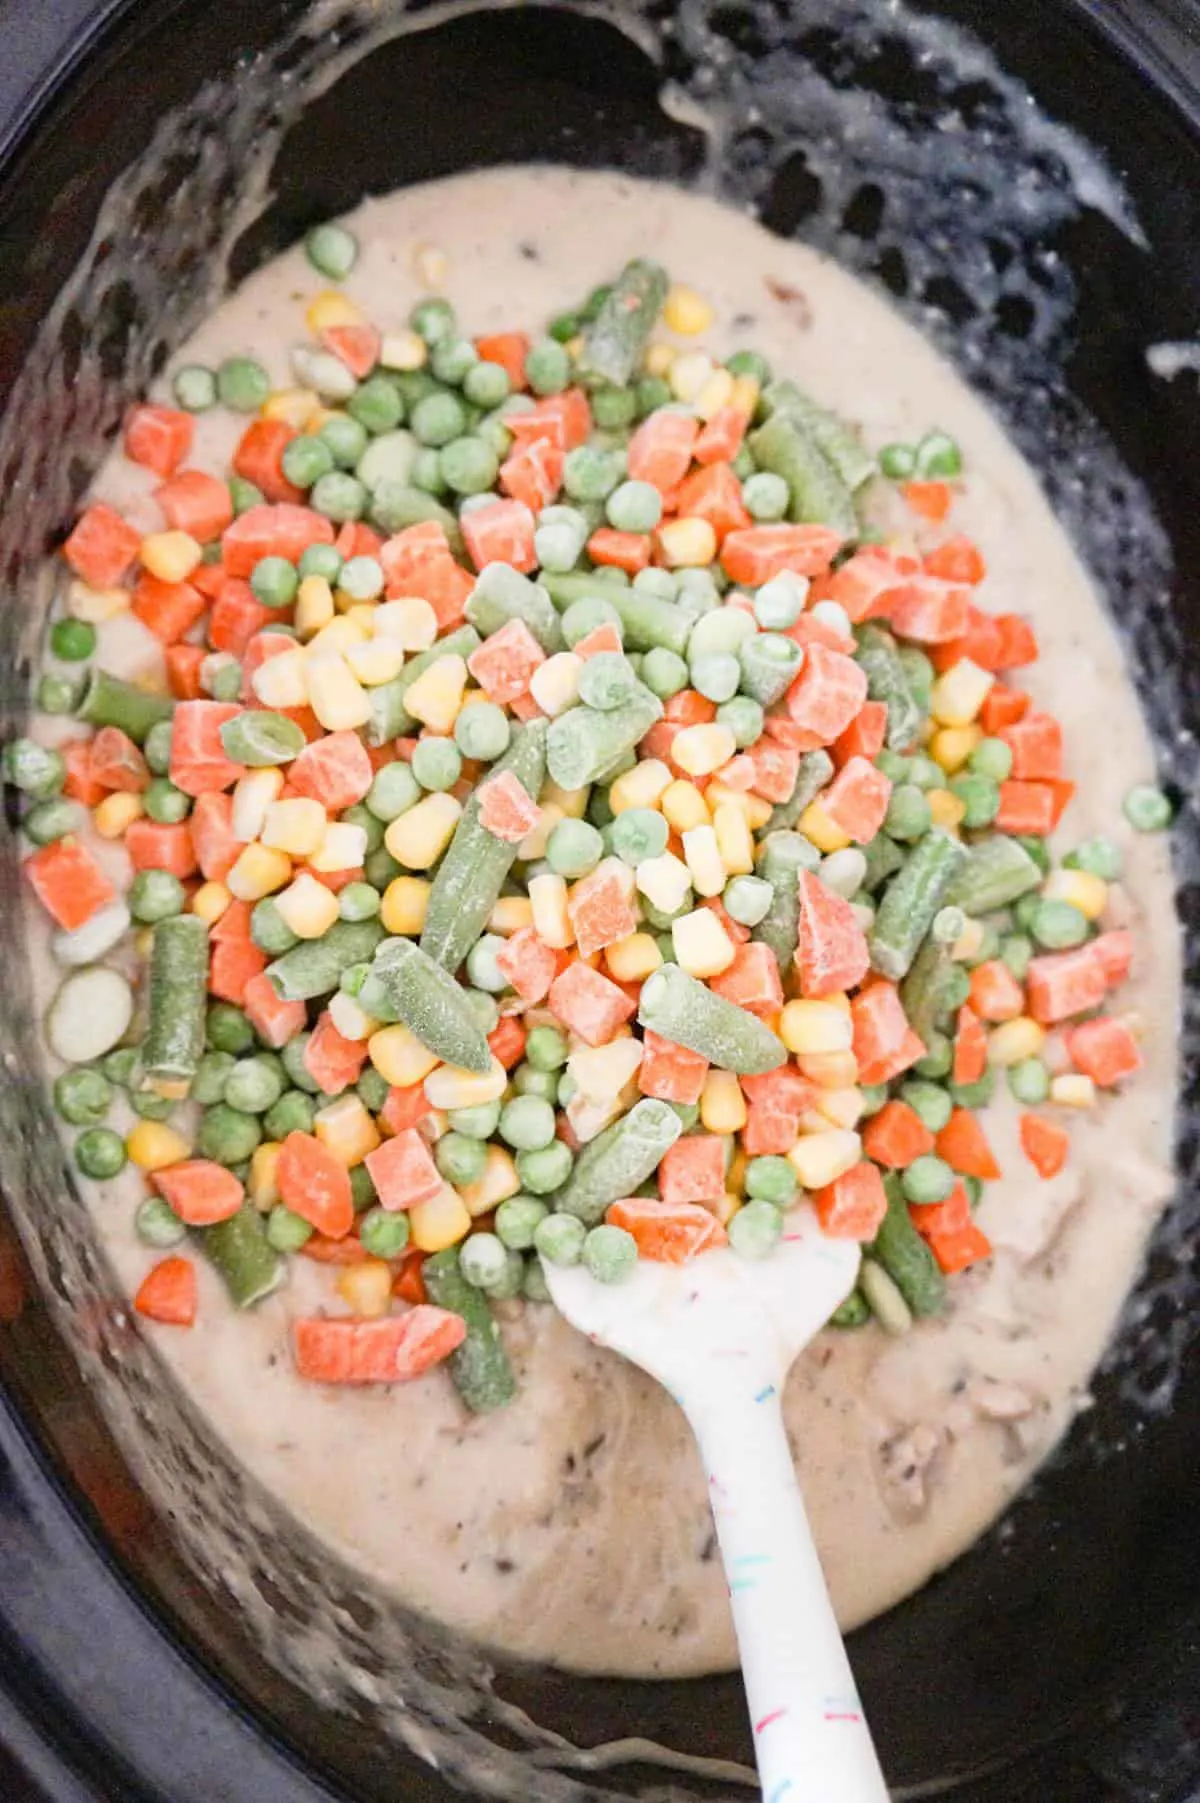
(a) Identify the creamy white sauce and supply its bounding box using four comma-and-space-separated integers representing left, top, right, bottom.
34, 166, 1179, 1680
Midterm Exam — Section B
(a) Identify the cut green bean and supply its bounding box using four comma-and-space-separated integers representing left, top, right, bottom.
765, 749, 835, 833
855, 626, 923, 751
142, 915, 209, 1084
576, 259, 669, 387
199, 1205, 284, 1308
638, 964, 787, 1075
556, 1096, 682, 1226
368, 938, 492, 1074
899, 938, 957, 1045
747, 413, 858, 539
870, 1176, 946, 1318
738, 633, 804, 706
752, 831, 821, 967
869, 830, 966, 981
607, 589, 693, 658
74, 669, 173, 744
422, 1247, 517, 1413
265, 920, 385, 1002
465, 564, 563, 653
760, 379, 877, 491
946, 834, 1043, 914
546, 688, 662, 789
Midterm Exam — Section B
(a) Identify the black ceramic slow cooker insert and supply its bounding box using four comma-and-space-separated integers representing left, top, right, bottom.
0, 2, 1198, 1800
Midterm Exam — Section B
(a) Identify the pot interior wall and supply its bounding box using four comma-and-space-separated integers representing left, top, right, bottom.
0, 3, 1198, 1800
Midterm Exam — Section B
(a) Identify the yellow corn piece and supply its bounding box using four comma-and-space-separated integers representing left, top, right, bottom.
664, 283, 715, 335
661, 779, 711, 833
713, 1192, 743, 1228
516, 803, 561, 863
309, 820, 368, 873
694, 368, 735, 421
251, 646, 309, 709
403, 652, 468, 732
713, 803, 755, 875
797, 1050, 860, 1090
700, 1069, 747, 1134
672, 908, 736, 978
987, 1015, 1046, 1067
423, 1058, 508, 1110
231, 767, 285, 842
314, 1094, 381, 1167
540, 781, 588, 820
307, 652, 372, 731
668, 351, 715, 404
605, 931, 663, 984
729, 373, 761, 418
529, 872, 574, 948
66, 580, 129, 623
335, 1259, 395, 1318
657, 516, 718, 569
705, 783, 771, 831
374, 596, 438, 649
682, 824, 726, 898
779, 999, 854, 1056
274, 871, 341, 939
930, 658, 994, 727
126, 1122, 191, 1172
368, 1023, 440, 1088
190, 881, 232, 926
139, 530, 202, 584
384, 793, 461, 870
262, 387, 319, 428
409, 1184, 472, 1252
92, 792, 143, 838
609, 758, 672, 814
813, 1086, 865, 1130
634, 851, 692, 915
413, 243, 448, 289
1041, 868, 1108, 921
489, 895, 534, 935
306, 614, 369, 654
227, 842, 293, 902
305, 290, 365, 334
529, 651, 583, 717
930, 724, 982, 774
951, 917, 986, 963
460, 1144, 521, 1218
787, 1128, 862, 1190
380, 329, 429, 372
1049, 1073, 1097, 1109
672, 724, 737, 777
798, 800, 852, 854
643, 341, 676, 378
248, 1142, 282, 1210
261, 797, 327, 858
381, 875, 431, 935
133, 926, 154, 959
294, 573, 336, 640
567, 1040, 644, 1104
927, 787, 966, 832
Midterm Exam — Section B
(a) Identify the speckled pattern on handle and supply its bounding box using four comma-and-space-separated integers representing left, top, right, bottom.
544, 1208, 890, 1802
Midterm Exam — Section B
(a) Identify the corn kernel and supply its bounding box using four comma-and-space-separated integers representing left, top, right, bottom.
660, 780, 710, 832
489, 896, 534, 935
797, 1050, 860, 1089
604, 931, 663, 983
634, 851, 692, 915
134, 926, 154, 959
304, 406, 342, 436
930, 658, 994, 727
813, 1086, 866, 1130
668, 352, 715, 404
529, 650, 582, 717
227, 842, 293, 902
306, 652, 371, 731
672, 907, 736, 978
787, 1128, 862, 1190
695, 368, 735, 421
713, 803, 755, 875
987, 1015, 1047, 1067
146, 1076, 190, 1102
566, 1091, 625, 1144
140, 530, 202, 584
403, 653, 468, 733
305, 290, 365, 335
700, 1069, 747, 1134
190, 880, 232, 926
248, 1141, 282, 1210
251, 647, 309, 709
713, 1192, 742, 1228
780, 999, 854, 1056
664, 283, 715, 336
381, 875, 431, 935
459, 1145, 521, 1218
424, 1058, 508, 1111
567, 1039, 645, 1101
310, 820, 368, 873
930, 724, 982, 774
314, 1093, 381, 1167
328, 990, 379, 1042
1050, 1073, 1097, 1109
927, 787, 966, 831
682, 824, 725, 898
729, 373, 761, 419
368, 1023, 440, 1088
380, 329, 429, 372
261, 797, 328, 857
951, 917, 986, 963
345, 637, 406, 687
66, 580, 129, 623
274, 871, 340, 939
643, 341, 677, 378
413, 243, 448, 289
293, 574, 336, 640
540, 780, 588, 821
385, 792, 462, 870
307, 614, 370, 654
706, 782, 771, 831
92, 792, 143, 838
658, 516, 718, 569
672, 724, 737, 777
335, 1258, 394, 1317
1042, 868, 1108, 921
407, 1184, 470, 1252
798, 799, 852, 854
231, 767, 285, 842
609, 758, 672, 814
126, 1122, 191, 1172
373, 596, 438, 650
262, 386, 319, 428
529, 871, 574, 949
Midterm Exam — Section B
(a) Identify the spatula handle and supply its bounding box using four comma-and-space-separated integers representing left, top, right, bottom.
691, 1386, 890, 1803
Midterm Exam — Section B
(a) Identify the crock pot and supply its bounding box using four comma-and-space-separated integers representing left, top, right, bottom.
0, 2, 1198, 1799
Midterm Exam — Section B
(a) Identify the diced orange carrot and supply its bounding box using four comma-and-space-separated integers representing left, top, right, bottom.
589, 527, 651, 573
861, 1100, 935, 1169
967, 959, 1025, 1023
821, 546, 911, 623
1025, 946, 1108, 1025
901, 479, 953, 522
461, 497, 538, 573
168, 700, 245, 798
488, 1015, 527, 1070
498, 441, 563, 518
495, 928, 560, 1004
831, 698, 888, 769
278, 1131, 354, 1238
221, 502, 334, 578
923, 536, 986, 585
166, 644, 206, 699
638, 1029, 708, 1105
925, 1217, 992, 1275
740, 1066, 815, 1157
721, 523, 842, 586
243, 970, 307, 1048
320, 322, 381, 379
547, 961, 636, 1046
821, 755, 892, 844
781, 645, 869, 751
24, 837, 116, 930
286, 730, 372, 812
979, 684, 1030, 734
303, 1011, 370, 1094
130, 570, 207, 645
929, 605, 1005, 674
909, 1180, 972, 1240
134, 1256, 197, 1327
210, 897, 252, 942
702, 895, 752, 946
738, 738, 800, 803
567, 864, 638, 958
364, 1129, 442, 1213
992, 614, 1038, 668
664, 689, 716, 726
188, 791, 240, 883
573, 622, 624, 659
474, 332, 531, 389
994, 780, 1056, 836
378, 520, 473, 628
658, 1134, 725, 1205
467, 618, 545, 705
1019, 1112, 1069, 1179
851, 982, 925, 1086
606, 1197, 727, 1263
307, 866, 364, 896
125, 819, 199, 879
935, 1108, 1000, 1180
796, 868, 871, 998
952, 1003, 988, 1086
693, 407, 749, 467
191, 559, 227, 601
233, 419, 303, 505
125, 404, 195, 477
887, 575, 972, 645
812, 1161, 888, 1239
63, 503, 141, 588
90, 726, 149, 794
155, 469, 234, 543
334, 521, 382, 561
151, 1160, 244, 1226
479, 769, 541, 843
209, 936, 268, 1005
1065, 1016, 1142, 1088
627, 410, 700, 493
507, 387, 592, 451
786, 612, 856, 656
206, 578, 272, 657
672, 462, 751, 540
709, 942, 784, 1018
393, 1248, 429, 1304
998, 711, 1063, 781
379, 1084, 433, 1136
293, 1307, 465, 1385
1091, 929, 1133, 987
61, 740, 106, 807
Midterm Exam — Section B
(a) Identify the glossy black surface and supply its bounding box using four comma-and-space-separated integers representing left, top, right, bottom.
0, 2, 1198, 1800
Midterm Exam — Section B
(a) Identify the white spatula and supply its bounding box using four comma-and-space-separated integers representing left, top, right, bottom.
543, 1204, 891, 1803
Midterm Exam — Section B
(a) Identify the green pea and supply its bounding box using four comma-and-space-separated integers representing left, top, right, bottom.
136, 721, 171, 778
1064, 836, 1123, 880
1031, 899, 1090, 950
898, 649, 935, 705
914, 1031, 953, 1080
949, 773, 1000, 830
464, 934, 507, 993
729, 1199, 785, 1259
906, 752, 944, 792
37, 672, 84, 714
198, 1104, 262, 1165
948, 1067, 996, 1109
1007, 1056, 1050, 1105
583, 1223, 637, 1283
23, 799, 83, 845
206, 1004, 256, 1055
406, 736, 460, 795
365, 847, 403, 891
298, 543, 344, 583
310, 471, 366, 522
250, 897, 299, 957
462, 360, 510, 409
716, 695, 765, 749
999, 932, 1034, 981
128, 1086, 173, 1122
191, 1051, 236, 1106
4, 738, 66, 798
54, 1067, 113, 1127
590, 385, 637, 430
250, 556, 299, 608
690, 653, 740, 704
879, 442, 916, 479
607, 808, 669, 865
305, 221, 358, 280
366, 761, 420, 824
901, 1154, 955, 1204
914, 430, 962, 478
516, 1140, 573, 1195
228, 476, 264, 516
459, 1231, 510, 1290
410, 390, 467, 448
75, 1128, 126, 1180
632, 566, 677, 599
338, 881, 381, 924
859, 1083, 890, 1116
743, 1155, 799, 1210
454, 701, 510, 762
141, 776, 191, 825
224, 1056, 286, 1115
99, 1048, 138, 1089
410, 297, 456, 344
126, 869, 186, 925
968, 737, 1013, 782
605, 479, 662, 534
278, 434, 332, 489
898, 1080, 953, 1133
534, 1210, 585, 1266
524, 1026, 567, 1073
135, 1195, 188, 1248
173, 364, 217, 411
640, 646, 689, 700
491, 1196, 547, 1252
1123, 784, 1172, 832
50, 617, 95, 661
337, 557, 384, 605
435, 1132, 488, 1187
563, 446, 622, 502
445, 1101, 502, 1140
546, 817, 604, 879
512, 1065, 558, 1102
347, 1205, 405, 1262
267, 1205, 315, 1253
885, 784, 933, 842
347, 374, 404, 435
318, 414, 369, 469
722, 874, 774, 926
409, 447, 447, 494
725, 348, 771, 382
634, 375, 671, 418
217, 356, 270, 413
525, 338, 571, 396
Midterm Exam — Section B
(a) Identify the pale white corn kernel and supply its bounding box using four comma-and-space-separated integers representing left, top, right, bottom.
540, 781, 589, 820
307, 653, 372, 731
294, 574, 335, 639
251, 647, 309, 709
529, 650, 583, 717
682, 824, 726, 898
488, 896, 534, 935
779, 999, 854, 1056
635, 851, 692, 915
661, 780, 711, 832
657, 517, 718, 569
459, 1145, 521, 1218
787, 1129, 862, 1190
261, 797, 327, 857
952, 917, 987, 962
820, 848, 868, 899
813, 1087, 866, 1130
306, 614, 370, 654
1049, 1073, 1097, 1109
566, 1092, 625, 1143
986, 1016, 1047, 1067
672, 724, 737, 777
345, 637, 406, 687
373, 597, 438, 649
273, 871, 340, 939
713, 802, 754, 875
930, 658, 995, 727
668, 351, 715, 403
379, 329, 428, 372
403, 653, 468, 732
309, 821, 369, 873
413, 243, 448, 289
810, 599, 853, 638
608, 759, 672, 813
700, 1070, 747, 1134
424, 1057, 508, 1110
66, 580, 129, 623
694, 368, 735, 421
672, 907, 736, 978
226, 843, 292, 902
797, 1050, 860, 1089
529, 872, 574, 949
328, 990, 380, 1042
567, 1039, 645, 1101
230, 768, 285, 843
384, 793, 461, 870
517, 803, 562, 862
